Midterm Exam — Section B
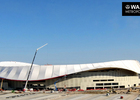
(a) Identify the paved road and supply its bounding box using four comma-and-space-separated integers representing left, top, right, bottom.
54, 93, 139, 100
0, 91, 139, 100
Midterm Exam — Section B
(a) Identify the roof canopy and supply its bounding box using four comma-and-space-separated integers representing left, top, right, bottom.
0, 60, 140, 81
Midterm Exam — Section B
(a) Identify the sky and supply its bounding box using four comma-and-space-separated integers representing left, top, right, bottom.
0, 0, 140, 65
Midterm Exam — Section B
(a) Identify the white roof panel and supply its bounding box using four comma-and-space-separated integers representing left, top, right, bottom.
44, 65, 53, 79
52, 65, 60, 77
0, 60, 140, 81
29, 66, 40, 80
73, 65, 82, 72
67, 65, 75, 74
38, 66, 47, 79
80, 64, 89, 70
59, 65, 66, 76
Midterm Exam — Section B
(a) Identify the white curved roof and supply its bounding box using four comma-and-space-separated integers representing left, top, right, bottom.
0, 61, 39, 67
0, 60, 140, 81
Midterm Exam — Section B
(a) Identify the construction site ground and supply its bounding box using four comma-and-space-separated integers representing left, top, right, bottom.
0, 90, 140, 100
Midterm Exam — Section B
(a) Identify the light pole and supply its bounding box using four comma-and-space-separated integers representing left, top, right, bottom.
24, 43, 48, 90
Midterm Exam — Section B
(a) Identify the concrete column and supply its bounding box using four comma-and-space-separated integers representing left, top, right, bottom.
81, 85, 86, 90
118, 86, 120, 89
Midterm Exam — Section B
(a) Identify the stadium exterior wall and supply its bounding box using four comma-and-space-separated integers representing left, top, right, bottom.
0, 60, 140, 90
45, 68, 140, 90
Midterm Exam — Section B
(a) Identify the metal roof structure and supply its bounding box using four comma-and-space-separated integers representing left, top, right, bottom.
0, 60, 140, 81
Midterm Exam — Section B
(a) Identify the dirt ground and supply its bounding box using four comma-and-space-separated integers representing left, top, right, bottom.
0, 89, 139, 100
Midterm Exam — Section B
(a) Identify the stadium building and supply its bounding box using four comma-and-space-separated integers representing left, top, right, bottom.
0, 60, 140, 90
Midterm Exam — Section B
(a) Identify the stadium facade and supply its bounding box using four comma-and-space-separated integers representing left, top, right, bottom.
0, 60, 140, 90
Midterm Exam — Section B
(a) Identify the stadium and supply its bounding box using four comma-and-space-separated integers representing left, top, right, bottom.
0, 60, 140, 90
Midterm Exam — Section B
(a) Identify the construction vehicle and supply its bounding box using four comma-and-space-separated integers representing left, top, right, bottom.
54, 75, 66, 91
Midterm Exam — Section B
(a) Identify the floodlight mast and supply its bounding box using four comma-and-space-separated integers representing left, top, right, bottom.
24, 43, 48, 90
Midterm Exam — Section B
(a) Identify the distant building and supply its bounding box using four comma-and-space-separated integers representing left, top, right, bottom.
0, 60, 140, 90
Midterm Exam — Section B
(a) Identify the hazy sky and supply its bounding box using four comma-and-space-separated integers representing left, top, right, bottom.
0, 0, 140, 65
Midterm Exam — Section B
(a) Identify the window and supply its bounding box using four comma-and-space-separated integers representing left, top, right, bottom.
108, 79, 114, 81
96, 87, 104, 89
93, 79, 114, 82
112, 83, 118, 85
120, 86, 125, 88
93, 80, 100, 82
112, 86, 118, 88
104, 83, 111, 85
96, 83, 103, 86
104, 87, 111, 89
101, 80, 107, 81
87, 87, 94, 90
